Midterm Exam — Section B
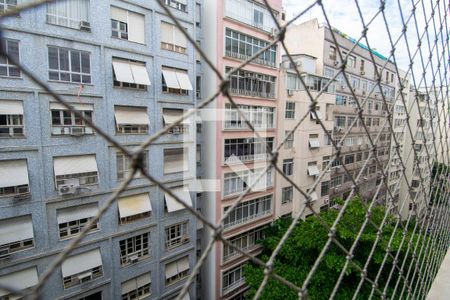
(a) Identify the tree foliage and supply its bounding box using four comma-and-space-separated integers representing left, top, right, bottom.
244, 197, 428, 299
430, 162, 450, 206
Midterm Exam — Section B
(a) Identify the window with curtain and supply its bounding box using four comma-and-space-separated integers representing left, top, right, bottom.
47, 0, 90, 30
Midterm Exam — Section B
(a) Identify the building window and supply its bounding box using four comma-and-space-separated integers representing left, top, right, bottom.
51, 103, 93, 136
0, 39, 20, 77
0, 0, 17, 13
116, 151, 148, 180
0, 267, 38, 299
57, 203, 99, 239
223, 226, 265, 261
335, 116, 346, 128
223, 195, 272, 228
329, 45, 337, 60
283, 159, 293, 176
322, 155, 331, 171
118, 193, 152, 224
336, 95, 347, 106
309, 134, 320, 149
196, 3, 201, 26
162, 67, 192, 94
225, 0, 277, 32
48, 46, 91, 83
347, 55, 356, 68
330, 175, 342, 187
284, 131, 294, 149
164, 148, 188, 174
285, 102, 295, 119
196, 145, 201, 165
360, 59, 365, 72
165, 257, 190, 285
112, 59, 150, 89
225, 28, 277, 67
47, 0, 90, 30
161, 22, 187, 54
114, 106, 149, 135
226, 67, 276, 99
121, 273, 152, 300
111, 6, 145, 44
164, 0, 187, 12
282, 186, 293, 204
0, 160, 29, 197
62, 249, 103, 289
165, 221, 190, 249
53, 155, 99, 190
224, 103, 275, 129
0, 215, 34, 256
119, 233, 150, 267
223, 168, 273, 196
0, 100, 24, 137
321, 181, 329, 196
222, 264, 245, 294
224, 137, 273, 162
162, 108, 189, 134
345, 154, 355, 164
196, 76, 201, 98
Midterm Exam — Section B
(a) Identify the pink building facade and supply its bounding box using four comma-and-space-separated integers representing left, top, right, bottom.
201, 0, 283, 299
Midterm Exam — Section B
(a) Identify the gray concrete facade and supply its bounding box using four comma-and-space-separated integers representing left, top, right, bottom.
0, 1, 201, 299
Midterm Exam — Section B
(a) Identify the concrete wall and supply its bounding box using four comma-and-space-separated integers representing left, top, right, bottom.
0, 1, 200, 299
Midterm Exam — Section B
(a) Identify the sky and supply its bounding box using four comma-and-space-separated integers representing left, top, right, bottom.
282, 0, 446, 88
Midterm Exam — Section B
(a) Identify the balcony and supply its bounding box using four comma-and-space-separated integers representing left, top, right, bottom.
229, 88, 275, 99
225, 50, 276, 68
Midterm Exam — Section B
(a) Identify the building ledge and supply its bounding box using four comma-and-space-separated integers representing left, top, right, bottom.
427, 247, 450, 299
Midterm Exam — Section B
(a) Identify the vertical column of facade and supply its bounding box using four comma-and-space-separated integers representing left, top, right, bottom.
276, 54, 335, 218
0, 1, 199, 299
202, 0, 282, 299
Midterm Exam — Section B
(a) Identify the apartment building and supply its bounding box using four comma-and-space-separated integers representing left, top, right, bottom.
0, 1, 201, 299
388, 70, 411, 210
201, 0, 282, 299
284, 19, 397, 205
394, 87, 447, 219
275, 54, 335, 218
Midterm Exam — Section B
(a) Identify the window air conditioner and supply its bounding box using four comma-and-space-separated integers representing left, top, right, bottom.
287, 89, 294, 96
58, 182, 79, 196
360, 71, 365, 75
79, 21, 91, 32
70, 127, 85, 136
128, 254, 139, 264
78, 272, 93, 283
270, 27, 277, 38
182, 236, 190, 243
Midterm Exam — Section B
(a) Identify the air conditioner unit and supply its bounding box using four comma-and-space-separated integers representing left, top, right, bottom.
58, 182, 79, 196
79, 21, 91, 32
128, 254, 139, 264
360, 71, 365, 75
70, 127, 85, 136
287, 89, 294, 96
78, 272, 93, 283
182, 236, 190, 243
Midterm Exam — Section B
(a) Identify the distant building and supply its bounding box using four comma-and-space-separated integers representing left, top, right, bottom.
284, 19, 399, 207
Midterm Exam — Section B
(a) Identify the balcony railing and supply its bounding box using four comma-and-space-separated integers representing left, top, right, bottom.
225, 50, 276, 68
229, 88, 275, 99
